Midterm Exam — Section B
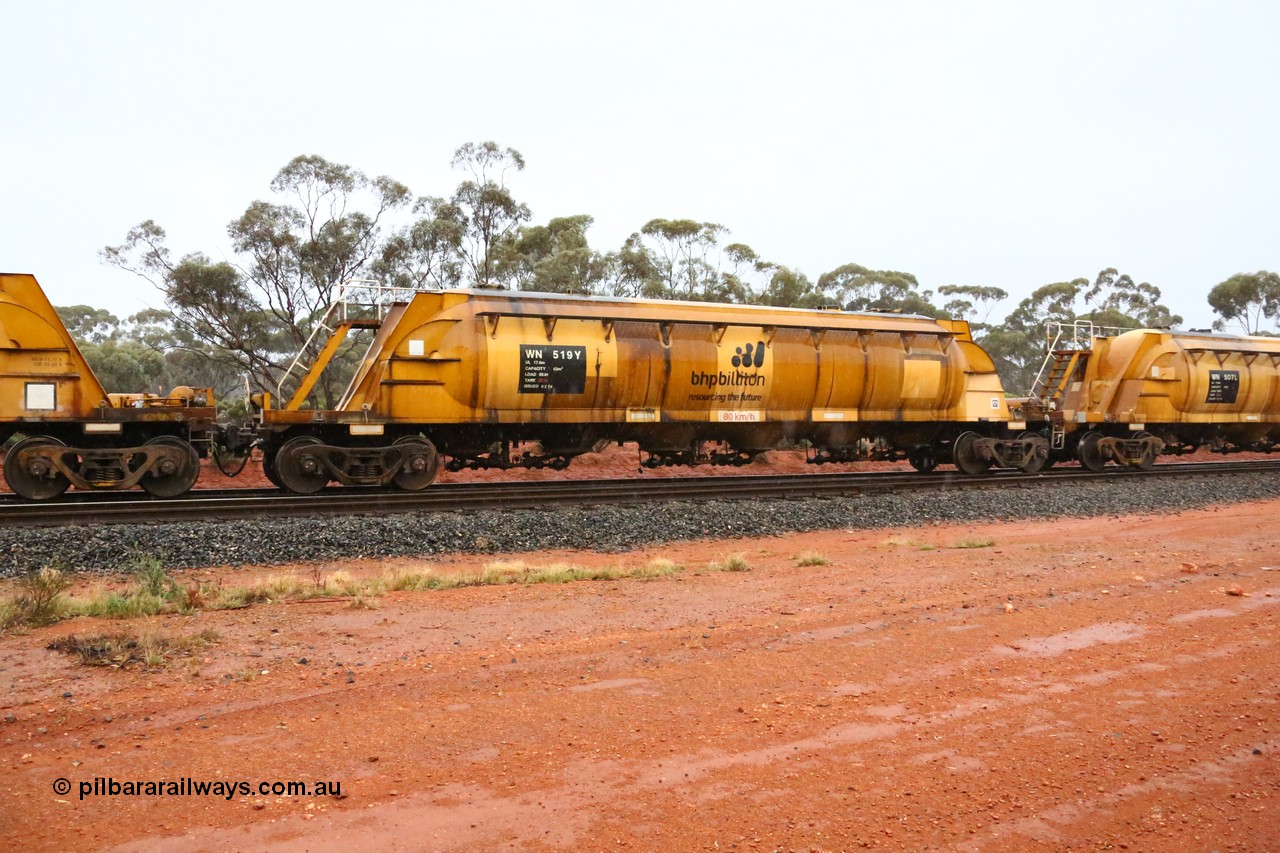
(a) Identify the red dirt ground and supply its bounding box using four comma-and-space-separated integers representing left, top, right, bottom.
1, 496, 1277, 851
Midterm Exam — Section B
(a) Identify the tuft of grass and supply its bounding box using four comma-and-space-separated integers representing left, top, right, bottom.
3, 553, 693, 633
708, 553, 751, 573
4, 564, 75, 629
388, 557, 683, 591
638, 557, 682, 578
884, 536, 936, 551
131, 554, 177, 599
795, 551, 830, 567
48, 628, 219, 669
951, 538, 996, 549
74, 590, 170, 620
0, 598, 18, 631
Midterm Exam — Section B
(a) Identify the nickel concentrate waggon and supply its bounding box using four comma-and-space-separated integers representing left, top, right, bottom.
253, 285, 1051, 493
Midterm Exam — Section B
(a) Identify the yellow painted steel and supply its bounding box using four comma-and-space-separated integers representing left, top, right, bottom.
292, 289, 1013, 427
0, 273, 110, 420
0, 273, 217, 429
1059, 329, 1280, 434
286, 318, 382, 410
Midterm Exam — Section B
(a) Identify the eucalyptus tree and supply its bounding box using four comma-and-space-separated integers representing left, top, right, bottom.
449, 142, 531, 287
102, 155, 412, 407
986, 269, 1182, 394
374, 196, 466, 291
608, 219, 768, 303
815, 263, 940, 316
937, 285, 1009, 331
499, 215, 613, 295
1208, 271, 1280, 334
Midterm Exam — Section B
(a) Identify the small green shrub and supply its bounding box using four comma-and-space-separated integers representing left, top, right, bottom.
131, 554, 177, 599
9, 564, 75, 627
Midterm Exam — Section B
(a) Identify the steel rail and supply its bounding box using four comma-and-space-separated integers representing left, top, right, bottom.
0, 460, 1277, 529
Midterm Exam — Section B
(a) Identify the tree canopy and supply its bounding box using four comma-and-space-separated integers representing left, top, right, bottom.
85, 144, 1259, 405
1208, 271, 1280, 335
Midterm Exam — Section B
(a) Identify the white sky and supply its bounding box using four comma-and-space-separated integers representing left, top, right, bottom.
2, 0, 1276, 329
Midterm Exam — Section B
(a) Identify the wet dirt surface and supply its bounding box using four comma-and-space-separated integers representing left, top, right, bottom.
1, 498, 1277, 851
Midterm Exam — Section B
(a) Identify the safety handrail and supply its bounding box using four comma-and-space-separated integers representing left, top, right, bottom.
1027, 320, 1130, 397
274, 279, 423, 403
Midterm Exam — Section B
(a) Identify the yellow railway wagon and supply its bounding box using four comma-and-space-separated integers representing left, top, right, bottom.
0, 273, 217, 499
1053, 328, 1280, 470
260, 289, 1044, 493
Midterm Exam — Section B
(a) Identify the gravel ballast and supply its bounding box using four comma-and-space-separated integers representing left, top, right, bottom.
4, 471, 1278, 574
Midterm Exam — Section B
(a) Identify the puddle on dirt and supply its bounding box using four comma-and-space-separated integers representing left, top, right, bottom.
1171, 608, 1238, 623
569, 677, 652, 693
997, 621, 1146, 657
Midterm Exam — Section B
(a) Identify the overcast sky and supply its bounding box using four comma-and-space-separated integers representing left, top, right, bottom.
2, 0, 1276, 329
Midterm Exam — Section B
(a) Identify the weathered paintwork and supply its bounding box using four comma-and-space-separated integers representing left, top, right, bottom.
1059, 328, 1280, 442
0, 273, 220, 499
288, 289, 1011, 432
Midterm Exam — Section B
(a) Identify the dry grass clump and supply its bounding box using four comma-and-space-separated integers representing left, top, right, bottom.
708, 553, 751, 572
883, 536, 935, 551
3, 553, 688, 632
48, 628, 220, 669
795, 551, 830, 567
389, 557, 682, 590
2, 564, 75, 629
951, 537, 996, 549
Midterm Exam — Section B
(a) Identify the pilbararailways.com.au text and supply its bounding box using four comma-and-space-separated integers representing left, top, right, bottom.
52, 776, 342, 801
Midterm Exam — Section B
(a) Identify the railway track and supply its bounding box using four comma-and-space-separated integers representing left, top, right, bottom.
1, 460, 1277, 529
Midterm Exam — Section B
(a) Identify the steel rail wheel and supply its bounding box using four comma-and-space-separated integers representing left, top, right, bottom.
261, 450, 284, 488
392, 436, 440, 491
139, 436, 200, 498
1018, 431, 1051, 474
1077, 430, 1107, 472
275, 436, 330, 494
952, 431, 992, 475
1133, 431, 1158, 471
3, 435, 71, 500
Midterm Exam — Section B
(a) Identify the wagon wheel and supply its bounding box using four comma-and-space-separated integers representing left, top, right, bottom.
1133, 431, 1158, 471
3, 435, 71, 500
952, 431, 992, 475
139, 436, 200, 498
1076, 430, 1107, 472
261, 449, 284, 489
1018, 431, 1051, 474
275, 436, 330, 494
392, 436, 440, 491
907, 446, 938, 473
